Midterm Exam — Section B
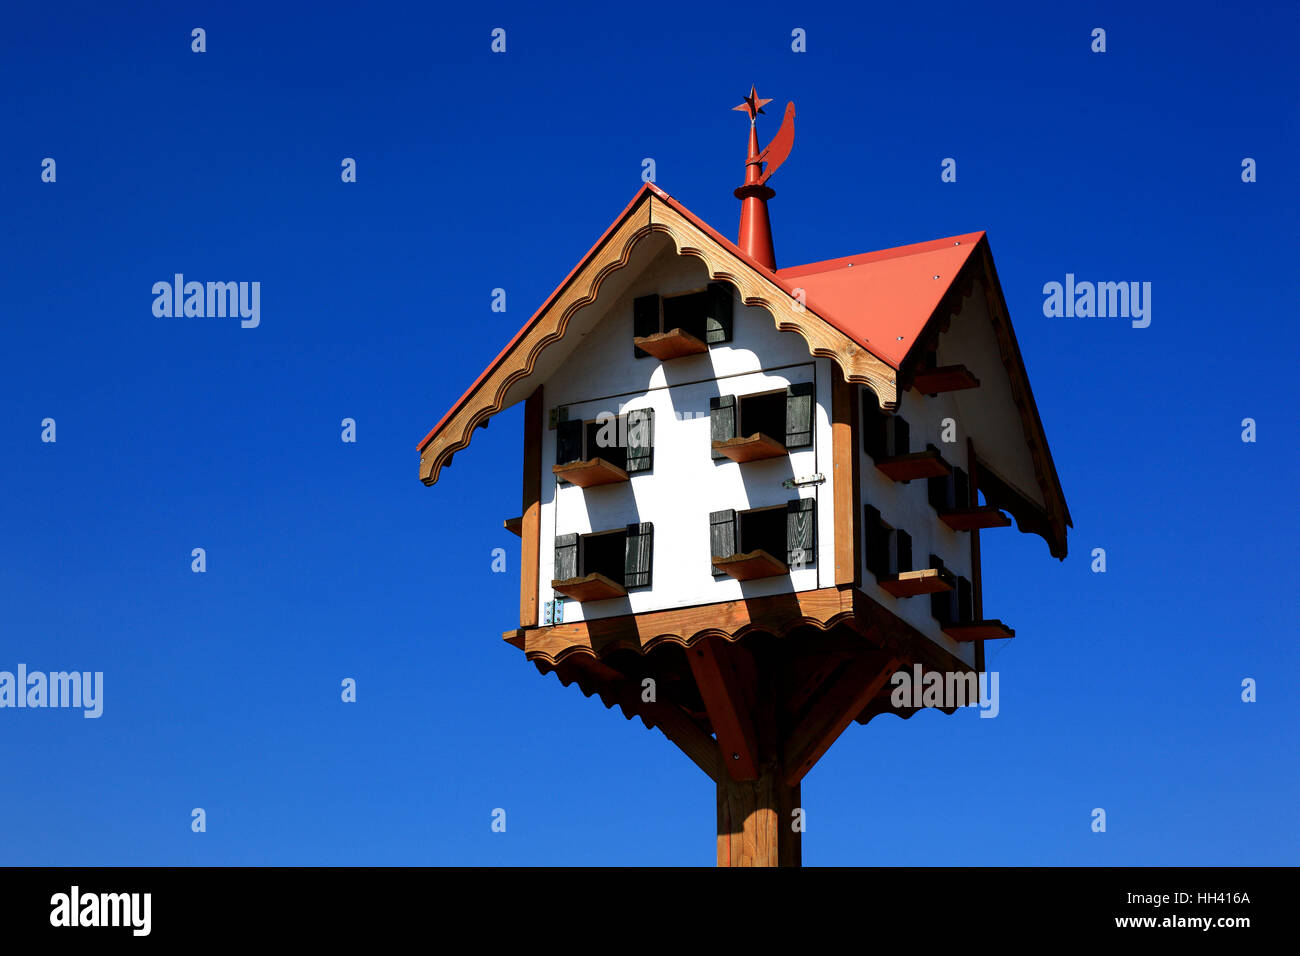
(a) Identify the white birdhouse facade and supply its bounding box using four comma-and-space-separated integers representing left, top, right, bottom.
538, 241, 839, 625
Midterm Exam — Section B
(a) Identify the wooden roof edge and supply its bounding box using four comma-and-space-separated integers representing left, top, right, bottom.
976, 243, 1072, 555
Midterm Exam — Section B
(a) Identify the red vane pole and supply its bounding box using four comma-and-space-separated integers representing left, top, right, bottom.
732, 86, 791, 272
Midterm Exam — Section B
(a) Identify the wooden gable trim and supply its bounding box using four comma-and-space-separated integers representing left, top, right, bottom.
976, 244, 1071, 558
419, 189, 899, 486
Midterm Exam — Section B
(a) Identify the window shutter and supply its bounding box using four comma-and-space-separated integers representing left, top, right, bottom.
624, 408, 654, 473
864, 505, 890, 579
704, 282, 734, 344
554, 534, 579, 582
892, 417, 910, 456
895, 529, 912, 574
786, 497, 816, 569
953, 467, 970, 509
710, 509, 736, 576
928, 475, 949, 511
633, 294, 660, 357
785, 382, 814, 449
957, 576, 973, 624
929, 553, 951, 624
863, 393, 887, 459
710, 395, 736, 460
556, 419, 584, 466
623, 523, 654, 589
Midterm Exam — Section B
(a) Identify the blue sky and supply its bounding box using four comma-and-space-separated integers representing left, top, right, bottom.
1, 0, 1296, 865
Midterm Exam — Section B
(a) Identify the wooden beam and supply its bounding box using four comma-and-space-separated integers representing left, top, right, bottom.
783, 652, 900, 786
831, 366, 859, 586
521, 585, 857, 664
688, 639, 760, 781
519, 386, 542, 628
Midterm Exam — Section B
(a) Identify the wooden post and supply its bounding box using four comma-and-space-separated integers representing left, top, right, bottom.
714, 642, 802, 867
717, 762, 801, 866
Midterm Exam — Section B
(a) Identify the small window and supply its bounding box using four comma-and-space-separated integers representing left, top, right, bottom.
553, 523, 654, 597
555, 409, 654, 474
740, 506, 787, 562
710, 498, 816, 577
585, 420, 626, 471
932, 572, 973, 626
710, 383, 814, 460
928, 466, 970, 512
582, 529, 627, 582
863, 505, 910, 578
633, 283, 733, 358
739, 390, 787, 443
861, 391, 908, 460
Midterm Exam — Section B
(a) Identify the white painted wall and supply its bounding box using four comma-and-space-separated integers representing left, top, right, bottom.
537, 244, 837, 623
856, 384, 977, 667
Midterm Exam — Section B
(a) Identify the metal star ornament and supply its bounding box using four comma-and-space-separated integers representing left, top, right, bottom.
732, 85, 772, 122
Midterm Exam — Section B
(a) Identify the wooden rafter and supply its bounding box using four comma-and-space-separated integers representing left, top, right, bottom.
687, 639, 760, 781
782, 652, 900, 786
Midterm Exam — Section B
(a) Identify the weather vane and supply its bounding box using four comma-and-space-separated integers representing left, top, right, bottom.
732, 85, 795, 269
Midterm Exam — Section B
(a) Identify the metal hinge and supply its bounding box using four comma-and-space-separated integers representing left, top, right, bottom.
543, 599, 565, 625
781, 473, 826, 489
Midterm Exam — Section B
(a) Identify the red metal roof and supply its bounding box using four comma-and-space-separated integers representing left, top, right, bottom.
776, 232, 985, 368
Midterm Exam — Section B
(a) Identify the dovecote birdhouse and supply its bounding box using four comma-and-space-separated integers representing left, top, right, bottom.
416, 89, 1070, 866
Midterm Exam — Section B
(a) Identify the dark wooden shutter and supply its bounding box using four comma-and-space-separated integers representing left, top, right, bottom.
928, 475, 950, 511
624, 523, 653, 588
710, 395, 736, 460
864, 505, 890, 579
554, 534, 579, 582
892, 416, 910, 456
785, 382, 814, 449
624, 408, 654, 473
633, 294, 660, 357
704, 282, 734, 344
710, 509, 736, 576
895, 529, 912, 574
930, 553, 952, 624
556, 419, 584, 465
862, 392, 887, 459
953, 467, 970, 509
786, 497, 816, 568
957, 576, 973, 624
